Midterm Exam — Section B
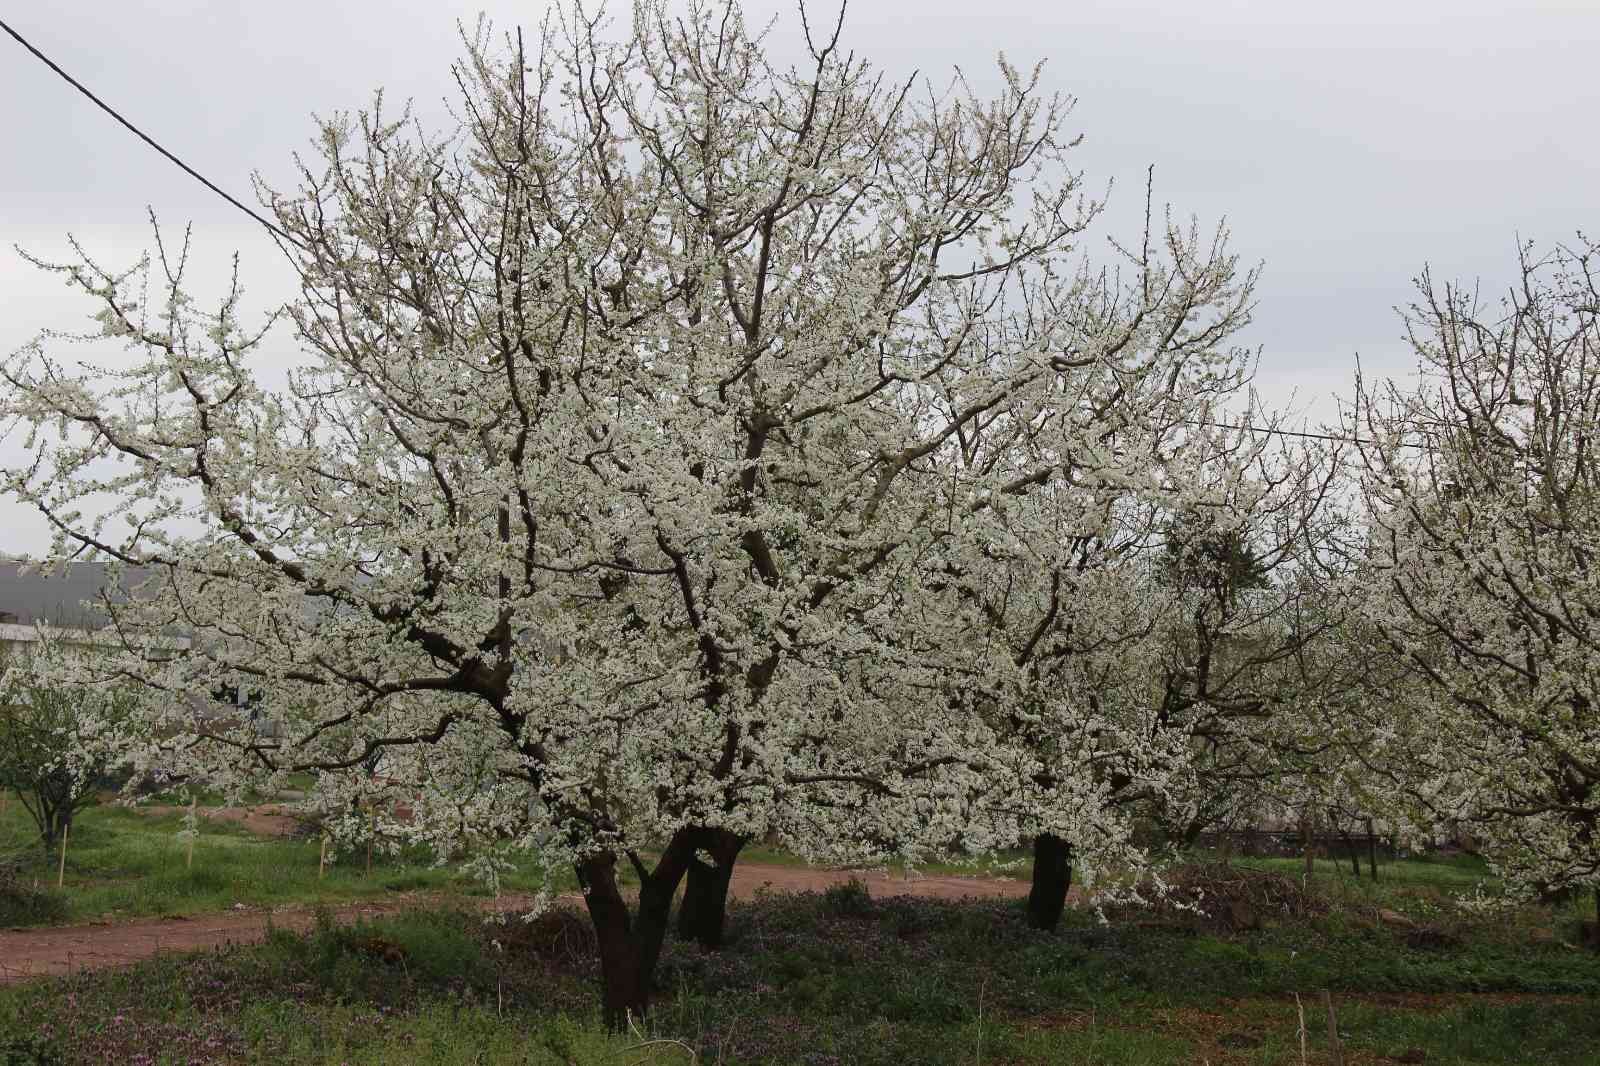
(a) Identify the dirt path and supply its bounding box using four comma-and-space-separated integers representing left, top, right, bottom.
0, 862, 1030, 984
129, 802, 305, 838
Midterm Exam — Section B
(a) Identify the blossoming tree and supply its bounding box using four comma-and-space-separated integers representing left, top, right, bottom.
3, 0, 1259, 1019
1349, 236, 1600, 902
0, 637, 137, 851
915, 414, 1347, 931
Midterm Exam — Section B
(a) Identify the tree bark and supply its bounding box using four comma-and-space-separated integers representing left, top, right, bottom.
574, 828, 697, 1030
676, 826, 745, 948
1338, 825, 1360, 877
26, 792, 71, 852
1026, 833, 1073, 932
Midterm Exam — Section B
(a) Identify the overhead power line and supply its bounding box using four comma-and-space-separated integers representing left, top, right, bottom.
1180, 418, 1399, 449
1, 16, 302, 248
1189, 417, 1438, 450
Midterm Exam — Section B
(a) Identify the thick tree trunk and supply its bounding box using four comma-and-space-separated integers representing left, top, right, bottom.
676, 826, 745, 948
1025, 833, 1073, 932
576, 853, 647, 1029
574, 829, 697, 1030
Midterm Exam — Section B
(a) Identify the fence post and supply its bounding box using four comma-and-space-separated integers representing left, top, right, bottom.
1321, 990, 1344, 1066
1302, 811, 1315, 877
186, 797, 196, 870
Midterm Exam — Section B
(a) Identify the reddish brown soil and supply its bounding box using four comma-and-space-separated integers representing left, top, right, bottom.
0, 861, 1034, 984
130, 802, 305, 838
0, 895, 530, 983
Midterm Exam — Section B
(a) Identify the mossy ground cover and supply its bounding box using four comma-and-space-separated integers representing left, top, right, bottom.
2, 863, 1595, 1065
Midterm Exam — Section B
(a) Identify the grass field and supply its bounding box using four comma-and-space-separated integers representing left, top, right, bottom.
1, 793, 1509, 931
1230, 851, 1491, 890
0, 794, 564, 927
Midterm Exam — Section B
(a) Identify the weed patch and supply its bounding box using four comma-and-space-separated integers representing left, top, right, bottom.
0, 865, 66, 928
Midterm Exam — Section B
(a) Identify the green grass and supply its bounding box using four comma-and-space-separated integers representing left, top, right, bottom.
2, 862, 1596, 1065
1334, 997, 1599, 1065
741, 840, 1502, 897
1229, 849, 1493, 890
0, 795, 568, 928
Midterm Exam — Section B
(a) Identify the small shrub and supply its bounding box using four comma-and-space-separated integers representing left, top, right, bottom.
820, 877, 874, 919
1106, 862, 1326, 931
499, 906, 597, 970
0, 1032, 63, 1066
0, 863, 66, 927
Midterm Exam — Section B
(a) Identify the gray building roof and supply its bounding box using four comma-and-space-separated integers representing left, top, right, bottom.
0, 559, 159, 629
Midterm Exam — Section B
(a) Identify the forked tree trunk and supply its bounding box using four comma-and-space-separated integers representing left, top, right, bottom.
1025, 833, 1073, 932
574, 829, 698, 1030
19, 787, 73, 852
676, 826, 745, 948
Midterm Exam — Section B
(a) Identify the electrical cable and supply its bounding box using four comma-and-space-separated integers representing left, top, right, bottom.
0, 18, 1438, 454
1, 15, 302, 248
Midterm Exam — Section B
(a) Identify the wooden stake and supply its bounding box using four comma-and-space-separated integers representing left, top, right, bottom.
1293, 992, 1308, 1065
186, 797, 196, 870
1366, 818, 1379, 881
56, 819, 69, 889
318, 833, 328, 880
1321, 990, 1344, 1066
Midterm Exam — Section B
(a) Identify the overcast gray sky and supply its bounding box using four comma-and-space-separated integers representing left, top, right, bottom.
3, 0, 1597, 555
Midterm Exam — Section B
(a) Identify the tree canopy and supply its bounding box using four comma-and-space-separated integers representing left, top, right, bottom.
8, 0, 1596, 1024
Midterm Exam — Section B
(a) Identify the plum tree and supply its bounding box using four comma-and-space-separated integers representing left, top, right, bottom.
1349, 236, 1600, 900
2, 0, 1259, 1021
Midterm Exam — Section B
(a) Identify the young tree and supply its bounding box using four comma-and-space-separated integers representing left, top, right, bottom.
0, 637, 136, 850
1349, 236, 1600, 900
2, 1, 1254, 1020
